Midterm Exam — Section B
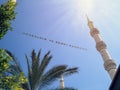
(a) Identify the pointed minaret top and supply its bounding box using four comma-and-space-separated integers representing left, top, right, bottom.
86, 15, 91, 23
86, 15, 94, 29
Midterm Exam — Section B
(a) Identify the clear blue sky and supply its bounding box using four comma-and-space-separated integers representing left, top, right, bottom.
1, 0, 120, 90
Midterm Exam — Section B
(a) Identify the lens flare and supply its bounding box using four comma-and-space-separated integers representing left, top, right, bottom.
75, 0, 95, 15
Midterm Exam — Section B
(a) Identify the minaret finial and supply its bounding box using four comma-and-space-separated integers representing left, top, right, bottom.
86, 14, 92, 23
86, 14, 90, 23
86, 15, 94, 29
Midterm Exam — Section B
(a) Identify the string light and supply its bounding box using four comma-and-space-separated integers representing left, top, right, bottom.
22, 32, 87, 51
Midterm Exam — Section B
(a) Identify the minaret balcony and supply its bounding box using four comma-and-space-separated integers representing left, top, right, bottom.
90, 28, 99, 37
96, 41, 107, 51
104, 59, 116, 71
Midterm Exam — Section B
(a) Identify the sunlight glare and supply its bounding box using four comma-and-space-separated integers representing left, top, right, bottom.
68, 0, 95, 32
76, 0, 95, 15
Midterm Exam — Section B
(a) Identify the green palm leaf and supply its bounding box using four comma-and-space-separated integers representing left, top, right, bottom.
38, 65, 67, 89
25, 49, 79, 90
63, 67, 78, 77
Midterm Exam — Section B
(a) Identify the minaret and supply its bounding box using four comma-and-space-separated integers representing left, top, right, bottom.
87, 17, 117, 80
60, 75, 65, 89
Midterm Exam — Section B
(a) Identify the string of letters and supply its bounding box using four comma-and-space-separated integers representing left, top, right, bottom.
22, 32, 87, 51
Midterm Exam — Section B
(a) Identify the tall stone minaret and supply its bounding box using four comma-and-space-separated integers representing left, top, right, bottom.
87, 17, 117, 80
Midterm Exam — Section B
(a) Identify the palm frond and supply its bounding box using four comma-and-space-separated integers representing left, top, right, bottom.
31, 49, 39, 73
12, 58, 22, 72
38, 65, 67, 89
63, 67, 78, 77
30, 50, 41, 89
31, 49, 36, 72
5, 49, 22, 73
26, 54, 31, 75
37, 49, 41, 60
25, 54, 32, 89
7, 65, 21, 75
5, 49, 14, 58
5, 50, 23, 75
37, 51, 52, 77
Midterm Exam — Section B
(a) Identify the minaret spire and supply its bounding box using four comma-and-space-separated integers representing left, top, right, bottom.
86, 15, 91, 23
86, 15, 94, 30
87, 17, 117, 80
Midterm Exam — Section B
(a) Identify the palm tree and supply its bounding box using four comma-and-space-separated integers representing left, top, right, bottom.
5, 50, 29, 89
5, 49, 78, 90
25, 49, 78, 90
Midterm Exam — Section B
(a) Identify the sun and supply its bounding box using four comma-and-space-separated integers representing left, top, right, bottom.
76, 0, 95, 15
66, 0, 95, 31
69, 0, 95, 17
